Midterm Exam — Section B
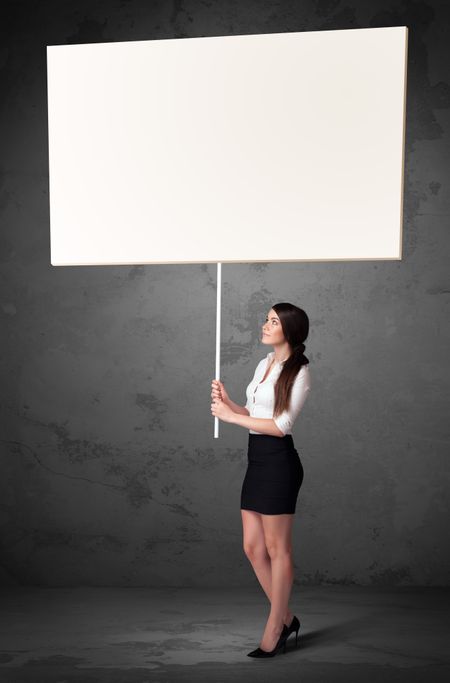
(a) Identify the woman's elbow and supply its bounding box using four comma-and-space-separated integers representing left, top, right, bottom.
272, 419, 287, 437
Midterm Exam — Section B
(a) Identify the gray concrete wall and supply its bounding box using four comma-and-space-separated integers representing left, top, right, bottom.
1, 0, 449, 586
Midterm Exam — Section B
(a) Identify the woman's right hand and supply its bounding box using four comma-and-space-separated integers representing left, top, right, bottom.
211, 379, 230, 405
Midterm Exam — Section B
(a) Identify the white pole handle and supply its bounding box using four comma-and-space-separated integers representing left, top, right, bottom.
214, 262, 222, 438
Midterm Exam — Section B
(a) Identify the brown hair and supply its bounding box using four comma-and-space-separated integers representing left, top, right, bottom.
271, 303, 310, 418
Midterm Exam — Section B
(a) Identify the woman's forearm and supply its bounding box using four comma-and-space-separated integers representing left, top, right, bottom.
231, 413, 284, 437
225, 398, 249, 415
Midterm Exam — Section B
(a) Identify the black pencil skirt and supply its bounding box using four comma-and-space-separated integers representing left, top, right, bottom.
240, 433, 304, 515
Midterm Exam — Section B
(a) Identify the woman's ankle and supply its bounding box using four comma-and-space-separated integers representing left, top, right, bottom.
284, 609, 293, 625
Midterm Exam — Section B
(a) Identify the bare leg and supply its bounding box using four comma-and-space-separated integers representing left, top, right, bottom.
259, 513, 295, 651
241, 510, 294, 628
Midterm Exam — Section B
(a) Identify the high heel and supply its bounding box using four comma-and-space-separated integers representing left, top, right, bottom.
247, 624, 289, 657
285, 615, 301, 648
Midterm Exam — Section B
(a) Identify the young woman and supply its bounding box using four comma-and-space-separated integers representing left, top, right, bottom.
211, 302, 311, 658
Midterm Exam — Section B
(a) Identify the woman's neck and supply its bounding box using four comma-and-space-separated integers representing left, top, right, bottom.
273, 344, 291, 364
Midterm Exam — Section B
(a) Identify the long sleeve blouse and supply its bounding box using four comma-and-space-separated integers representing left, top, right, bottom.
245, 351, 311, 436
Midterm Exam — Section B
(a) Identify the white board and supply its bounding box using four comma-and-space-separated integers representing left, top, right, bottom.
46, 26, 408, 266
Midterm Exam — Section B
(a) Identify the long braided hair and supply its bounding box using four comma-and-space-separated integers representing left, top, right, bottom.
271, 303, 310, 418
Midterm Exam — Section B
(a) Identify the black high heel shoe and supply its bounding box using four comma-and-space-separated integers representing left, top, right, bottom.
285, 615, 301, 648
247, 624, 289, 658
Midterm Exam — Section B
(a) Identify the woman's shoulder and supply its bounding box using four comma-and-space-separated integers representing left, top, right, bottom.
289, 362, 310, 385
255, 358, 267, 372
296, 363, 311, 388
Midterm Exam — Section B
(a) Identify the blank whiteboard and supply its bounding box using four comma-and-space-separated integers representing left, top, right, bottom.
46, 26, 408, 266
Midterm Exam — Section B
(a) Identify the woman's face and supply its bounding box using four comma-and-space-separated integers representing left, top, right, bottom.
262, 309, 285, 345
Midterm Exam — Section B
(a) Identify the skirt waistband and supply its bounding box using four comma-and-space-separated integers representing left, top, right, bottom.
248, 433, 294, 446
248, 433, 295, 453
247, 433, 299, 459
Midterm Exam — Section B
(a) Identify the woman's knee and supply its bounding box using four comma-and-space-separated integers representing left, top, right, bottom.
265, 542, 293, 560
243, 542, 269, 562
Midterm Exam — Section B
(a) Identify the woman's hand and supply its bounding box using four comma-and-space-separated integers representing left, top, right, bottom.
211, 379, 230, 404
211, 397, 236, 423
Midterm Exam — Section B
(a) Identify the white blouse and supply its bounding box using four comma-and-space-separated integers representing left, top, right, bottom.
245, 351, 311, 436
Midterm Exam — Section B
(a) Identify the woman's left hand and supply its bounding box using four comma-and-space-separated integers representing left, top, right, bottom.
211, 398, 236, 423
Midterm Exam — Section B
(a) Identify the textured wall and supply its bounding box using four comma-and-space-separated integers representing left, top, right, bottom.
1, 0, 449, 587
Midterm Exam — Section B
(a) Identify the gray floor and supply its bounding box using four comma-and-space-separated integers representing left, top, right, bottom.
0, 585, 449, 682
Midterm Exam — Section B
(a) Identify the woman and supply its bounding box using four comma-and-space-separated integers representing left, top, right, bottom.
211, 302, 311, 658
